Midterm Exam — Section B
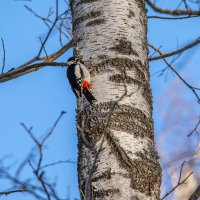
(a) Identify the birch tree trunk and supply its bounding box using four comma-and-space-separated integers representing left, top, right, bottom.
70, 0, 162, 199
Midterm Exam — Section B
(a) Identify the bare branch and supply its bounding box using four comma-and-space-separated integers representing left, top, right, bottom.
148, 15, 200, 19
40, 160, 76, 170
0, 189, 27, 196
41, 111, 66, 145
0, 62, 66, 83
1, 38, 6, 74
149, 37, 200, 61
161, 161, 193, 199
20, 124, 40, 147
42, 39, 73, 62
146, 0, 200, 15
183, 0, 191, 12
149, 44, 200, 103
24, 5, 50, 28
187, 117, 200, 137
24, 5, 71, 40
162, 172, 193, 199
39, 37, 48, 58
178, 161, 186, 183
37, 19, 58, 58
0, 40, 72, 83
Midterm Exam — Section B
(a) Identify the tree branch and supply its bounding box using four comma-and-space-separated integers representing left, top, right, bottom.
148, 15, 200, 19
187, 117, 200, 137
149, 44, 200, 103
146, 0, 200, 15
0, 39, 72, 83
161, 161, 193, 199
149, 37, 200, 61
0, 189, 27, 196
1, 38, 6, 73
0, 62, 67, 83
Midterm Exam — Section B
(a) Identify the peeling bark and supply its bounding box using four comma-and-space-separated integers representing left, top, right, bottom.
71, 0, 162, 199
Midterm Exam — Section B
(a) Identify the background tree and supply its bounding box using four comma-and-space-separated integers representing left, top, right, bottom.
0, 0, 200, 200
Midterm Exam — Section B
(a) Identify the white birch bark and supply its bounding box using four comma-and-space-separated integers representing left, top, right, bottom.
70, 0, 162, 199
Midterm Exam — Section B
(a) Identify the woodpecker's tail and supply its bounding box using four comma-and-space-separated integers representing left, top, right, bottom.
83, 88, 96, 104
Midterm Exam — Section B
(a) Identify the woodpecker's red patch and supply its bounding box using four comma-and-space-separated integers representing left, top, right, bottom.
83, 81, 89, 89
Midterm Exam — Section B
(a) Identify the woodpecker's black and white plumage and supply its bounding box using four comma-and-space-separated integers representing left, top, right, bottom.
66, 57, 96, 104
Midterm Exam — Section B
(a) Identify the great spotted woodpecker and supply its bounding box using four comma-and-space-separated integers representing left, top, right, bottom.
66, 57, 96, 104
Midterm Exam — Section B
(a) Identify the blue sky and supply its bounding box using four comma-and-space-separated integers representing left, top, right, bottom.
0, 0, 200, 199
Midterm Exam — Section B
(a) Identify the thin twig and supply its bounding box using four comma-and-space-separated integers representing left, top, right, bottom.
187, 117, 200, 137
0, 189, 27, 195
178, 161, 186, 183
0, 61, 68, 83
25, 5, 70, 40
148, 15, 200, 19
161, 172, 193, 199
1, 38, 6, 74
149, 37, 200, 61
161, 161, 193, 199
149, 44, 200, 103
37, 19, 58, 58
40, 160, 75, 170
39, 37, 48, 58
183, 0, 191, 13
0, 40, 72, 83
146, 0, 200, 15
41, 111, 66, 145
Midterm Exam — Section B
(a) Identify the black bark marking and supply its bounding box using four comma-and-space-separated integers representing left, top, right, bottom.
109, 39, 139, 56
109, 74, 136, 84
90, 58, 149, 82
131, 196, 140, 200
86, 18, 106, 26
94, 188, 120, 198
77, 0, 99, 6
74, 10, 103, 26
128, 10, 135, 18
77, 101, 160, 199
77, 102, 154, 144
105, 131, 161, 199
92, 168, 112, 182
131, 153, 161, 199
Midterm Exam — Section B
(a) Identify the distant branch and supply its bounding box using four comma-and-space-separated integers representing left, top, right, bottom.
149, 37, 200, 61
41, 111, 66, 146
1, 38, 5, 73
40, 160, 76, 170
37, 18, 58, 58
187, 117, 200, 137
148, 15, 200, 19
0, 62, 67, 83
0, 189, 27, 196
25, 5, 71, 40
161, 161, 193, 199
0, 39, 72, 83
149, 44, 200, 103
146, 0, 200, 15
